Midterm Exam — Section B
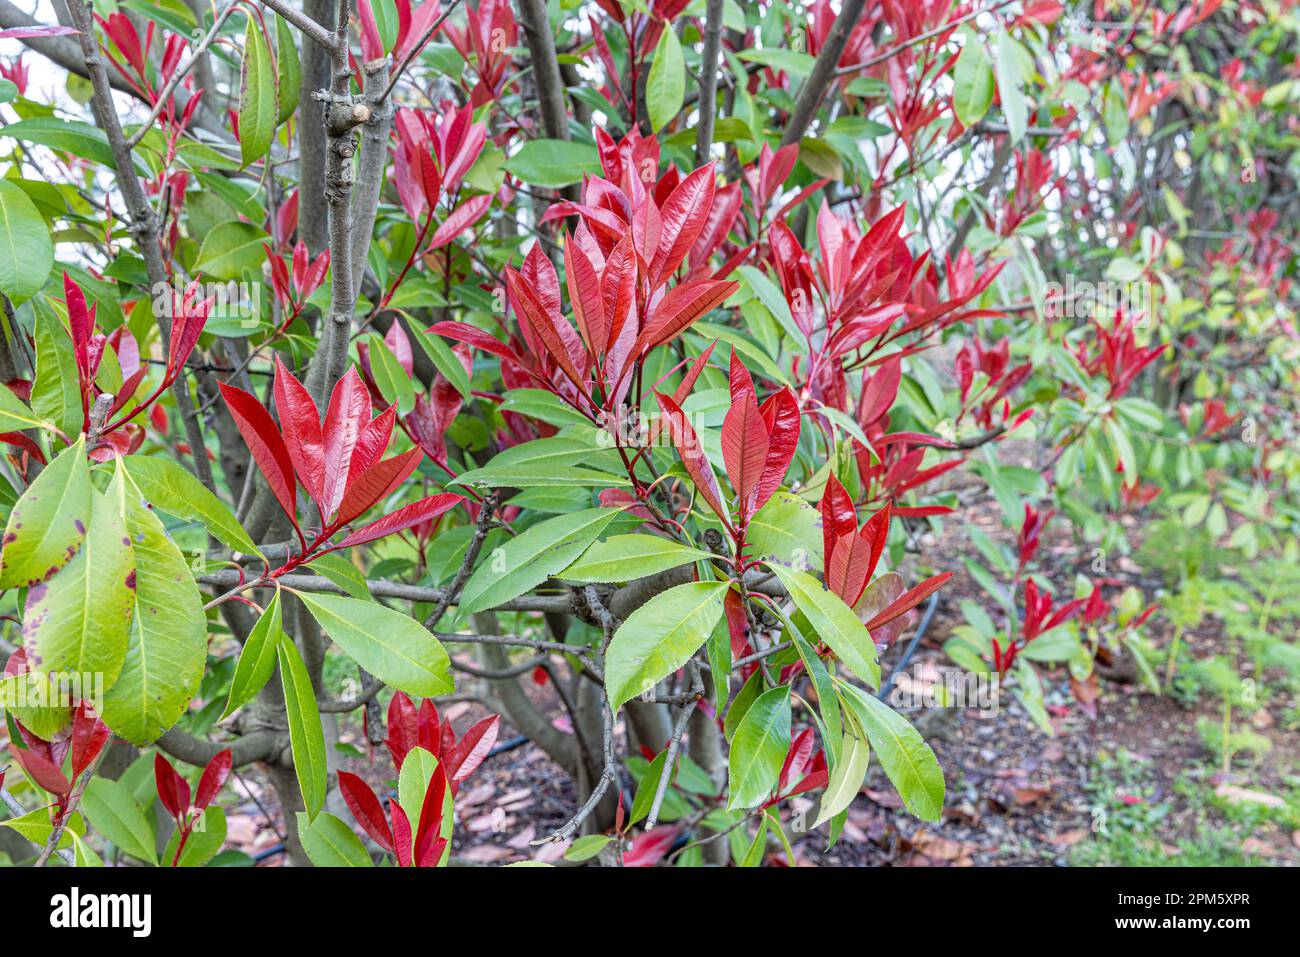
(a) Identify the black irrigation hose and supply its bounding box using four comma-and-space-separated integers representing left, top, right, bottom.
876, 592, 941, 701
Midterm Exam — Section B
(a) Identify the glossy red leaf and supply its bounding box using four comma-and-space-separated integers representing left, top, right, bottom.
338, 770, 395, 854
337, 492, 462, 548
721, 387, 768, 518
334, 445, 425, 528
654, 389, 730, 526
599, 231, 637, 363
425, 321, 522, 365
389, 800, 413, 867
505, 267, 585, 391
70, 703, 111, 780
445, 714, 500, 782
634, 278, 738, 355
429, 193, 492, 249
724, 586, 751, 658
154, 752, 190, 821
564, 235, 604, 356
624, 826, 679, 867
219, 381, 299, 526
755, 387, 800, 509
63, 272, 93, 382
385, 692, 419, 769
273, 357, 325, 507
13, 746, 70, 796
819, 474, 857, 568
348, 405, 397, 479
193, 749, 232, 811
648, 163, 715, 288
863, 571, 952, 631
412, 764, 448, 866
416, 698, 441, 756
321, 368, 371, 519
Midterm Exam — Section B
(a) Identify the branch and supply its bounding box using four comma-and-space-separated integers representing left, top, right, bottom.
122, 0, 241, 149
259, 0, 339, 51
63, 0, 216, 492
832, 0, 1017, 77
693, 0, 724, 166
0, 783, 73, 865
779, 0, 868, 147
533, 588, 620, 844
349, 58, 395, 282
644, 661, 702, 831
157, 727, 281, 767
423, 492, 498, 628
514, 0, 569, 141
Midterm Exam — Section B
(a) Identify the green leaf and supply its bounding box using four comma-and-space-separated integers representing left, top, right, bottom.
459, 507, 623, 614
296, 811, 374, 866
24, 469, 134, 690
994, 28, 1027, 144
238, 15, 277, 168
736, 47, 817, 78
308, 552, 372, 601
70, 830, 104, 867
0, 439, 91, 589
503, 139, 601, 189
560, 534, 711, 583
411, 327, 471, 402
746, 491, 822, 569
629, 747, 672, 826
454, 464, 631, 488
220, 589, 283, 721
768, 564, 880, 689
298, 591, 453, 697
123, 455, 259, 556
606, 581, 729, 713
497, 389, 590, 427
2, 806, 83, 849
838, 682, 944, 822
372, 0, 399, 51
727, 684, 791, 810
102, 466, 207, 745
646, 27, 685, 132
83, 777, 157, 864
278, 635, 328, 821
813, 718, 869, 828
564, 833, 613, 862
274, 14, 300, 124
953, 28, 994, 126
738, 814, 769, 866
368, 333, 416, 415
2, 117, 122, 169
29, 301, 80, 437
0, 179, 52, 303
194, 220, 270, 281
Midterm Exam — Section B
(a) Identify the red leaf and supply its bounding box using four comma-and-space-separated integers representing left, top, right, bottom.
857, 501, 891, 584
599, 232, 637, 369
858, 357, 901, 427
755, 387, 800, 509
390, 800, 413, 866
505, 267, 586, 391
819, 474, 857, 569
413, 764, 448, 865
624, 827, 679, 867
194, 749, 232, 811
13, 746, 70, 796
385, 692, 419, 769
321, 368, 371, 519
634, 278, 737, 355
416, 697, 441, 756
62, 272, 93, 381
445, 715, 500, 782
654, 390, 730, 528
863, 571, 952, 631
70, 703, 111, 780
648, 163, 715, 288
724, 587, 751, 658
564, 236, 604, 356
218, 381, 299, 527
154, 752, 190, 822
337, 492, 461, 548
338, 770, 394, 854
429, 193, 492, 249
348, 405, 397, 479
721, 387, 768, 518
273, 357, 325, 507
425, 321, 522, 365
334, 445, 425, 528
